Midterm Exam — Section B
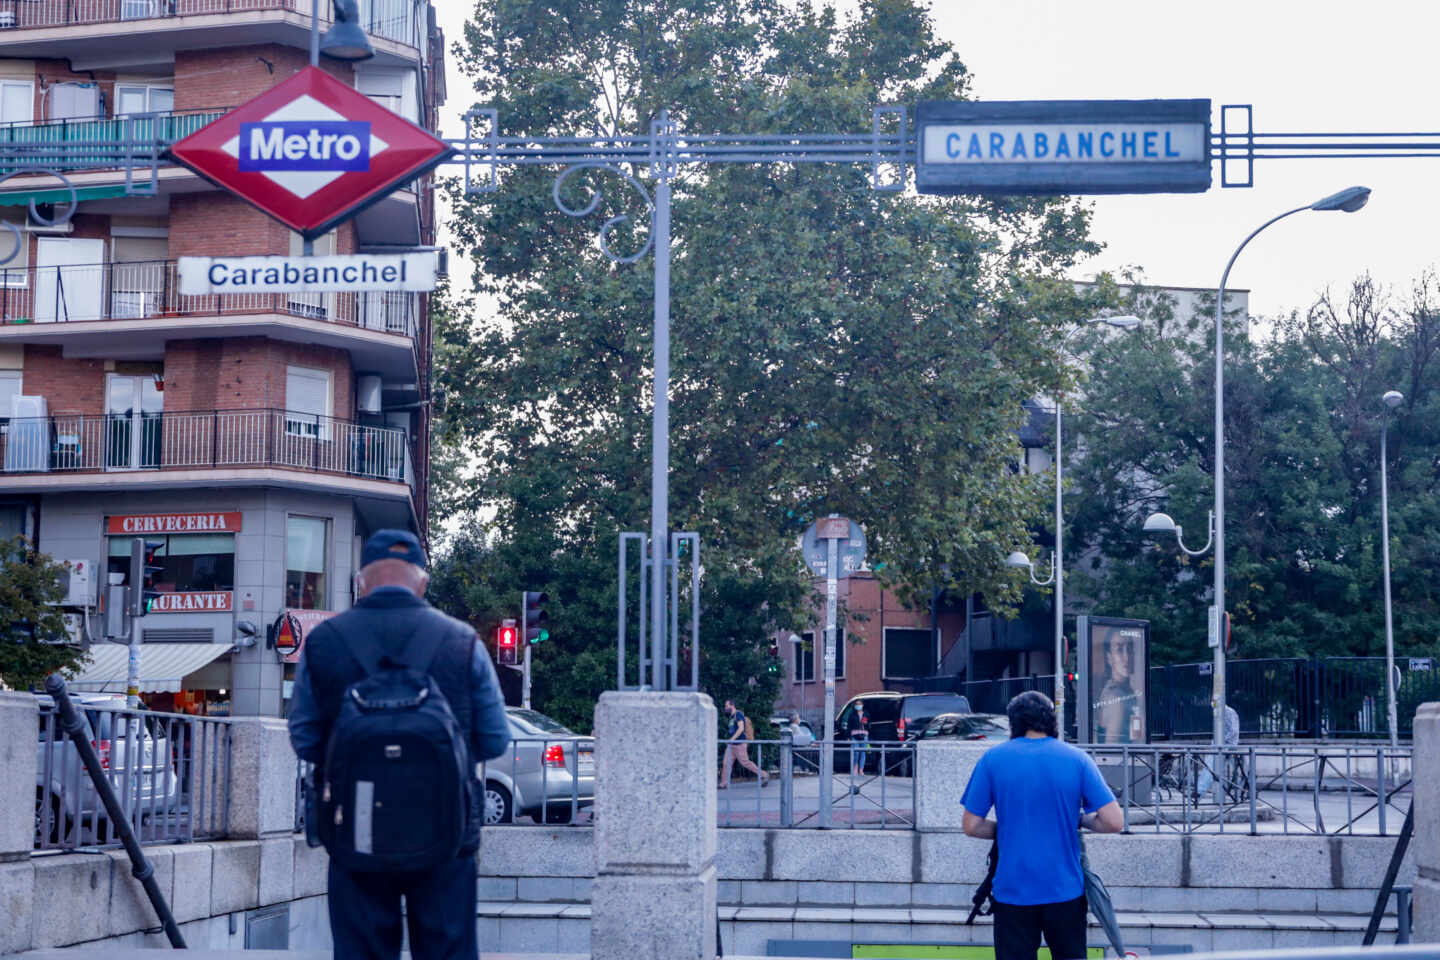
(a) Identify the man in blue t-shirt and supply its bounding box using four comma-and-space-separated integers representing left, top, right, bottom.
961, 691, 1124, 960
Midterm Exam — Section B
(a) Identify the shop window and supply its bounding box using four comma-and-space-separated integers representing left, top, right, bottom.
285, 365, 332, 439
106, 533, 235, 592
882, 627, 936, 680
796, 629, 845, 682
286, 515, 328, 609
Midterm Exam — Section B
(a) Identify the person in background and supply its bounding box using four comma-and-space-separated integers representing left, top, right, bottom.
788, 711, 815, 747
962, 691, 1124, 960
720, 698, 768, 788
846, 700, 869, 782
1194, 703, 1241, 800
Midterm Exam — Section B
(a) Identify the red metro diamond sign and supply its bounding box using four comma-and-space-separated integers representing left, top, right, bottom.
169, 67, 452, 240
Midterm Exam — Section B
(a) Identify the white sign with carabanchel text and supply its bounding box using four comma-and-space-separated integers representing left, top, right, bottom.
178, 252, 438, 295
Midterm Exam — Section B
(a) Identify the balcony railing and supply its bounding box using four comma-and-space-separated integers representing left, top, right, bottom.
0, 259, 419, 341
0, 108, 227, 173
0, 0, 419, 47
0, 408, 413, 488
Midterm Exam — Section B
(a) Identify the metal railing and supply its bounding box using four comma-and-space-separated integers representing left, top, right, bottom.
0, 259, 420, 342
0, 0, 420, 47
0, 108, 226, 172
35, 701, 231, 850
718, 737, 915, 829
1081, 742, 1413, 836
0, 408, 413, 488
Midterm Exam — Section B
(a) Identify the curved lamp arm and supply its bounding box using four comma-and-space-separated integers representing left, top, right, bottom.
1174, 511, 1215, 557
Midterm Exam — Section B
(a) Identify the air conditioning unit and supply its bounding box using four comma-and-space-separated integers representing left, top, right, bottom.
356, 375, 383, 414
62, 558, 93, 606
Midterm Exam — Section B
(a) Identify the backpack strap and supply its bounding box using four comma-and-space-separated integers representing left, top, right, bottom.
395, 612, 447, 674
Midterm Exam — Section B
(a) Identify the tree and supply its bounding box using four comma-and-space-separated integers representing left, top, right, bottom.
434, 0, 1104, 720
1061, 273, 1440, 668
0, 536, 86, 691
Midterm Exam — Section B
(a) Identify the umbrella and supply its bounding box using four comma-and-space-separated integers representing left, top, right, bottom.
1081, 838, 1126, 958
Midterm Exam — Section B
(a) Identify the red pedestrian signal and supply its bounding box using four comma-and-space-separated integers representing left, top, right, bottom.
496, 619, 519, 666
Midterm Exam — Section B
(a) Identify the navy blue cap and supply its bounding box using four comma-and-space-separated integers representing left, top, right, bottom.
361, 529, 426, 569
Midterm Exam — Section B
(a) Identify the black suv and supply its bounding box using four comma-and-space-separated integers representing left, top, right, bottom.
832, 692, 972, 774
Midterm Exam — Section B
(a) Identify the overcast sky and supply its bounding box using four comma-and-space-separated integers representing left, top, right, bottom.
435, 0, 1440, 320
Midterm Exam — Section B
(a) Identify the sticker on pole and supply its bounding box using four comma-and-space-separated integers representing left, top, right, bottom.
801, 516, 867, 579
169, 67, 454, 240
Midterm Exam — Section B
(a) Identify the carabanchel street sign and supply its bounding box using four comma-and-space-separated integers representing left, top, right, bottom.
178, 251, 438, 295
169, 66, 454, 240
915, 99, 1211, 196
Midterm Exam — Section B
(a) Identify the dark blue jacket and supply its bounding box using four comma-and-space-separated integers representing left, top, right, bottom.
288, 587, 511, 848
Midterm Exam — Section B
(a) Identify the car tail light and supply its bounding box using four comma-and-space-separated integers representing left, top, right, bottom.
92, 740, 111, 769
543, 744, 566, 767
897, 718, 907, 737
966, 734, 987, 741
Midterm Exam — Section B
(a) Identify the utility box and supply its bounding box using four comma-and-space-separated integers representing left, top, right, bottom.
105, 584, 130, 640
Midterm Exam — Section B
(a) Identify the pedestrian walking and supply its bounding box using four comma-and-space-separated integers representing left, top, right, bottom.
720, 698, 768, 788
1194, 703, 1241, 800
288, 530, 512, 960
961, 691, 1124, 960
846, 700, 869, 781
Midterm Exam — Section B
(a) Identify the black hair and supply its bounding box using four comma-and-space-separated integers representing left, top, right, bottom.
1007, 690, 1059, 739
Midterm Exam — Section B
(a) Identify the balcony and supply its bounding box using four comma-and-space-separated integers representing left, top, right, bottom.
0, 0, 422, 66
0, 108, 226, 176
0, 259, 422, 387
0, 408, 415, 521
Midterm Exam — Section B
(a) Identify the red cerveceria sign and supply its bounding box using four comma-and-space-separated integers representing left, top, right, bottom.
168, 67, 453, 240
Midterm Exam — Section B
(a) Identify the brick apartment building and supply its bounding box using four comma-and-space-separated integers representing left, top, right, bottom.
0, 0, 445, 715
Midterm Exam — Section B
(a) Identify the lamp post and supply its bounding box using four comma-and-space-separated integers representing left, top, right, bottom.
1380, 390, 1403, 746
1208, 185, 1370, 754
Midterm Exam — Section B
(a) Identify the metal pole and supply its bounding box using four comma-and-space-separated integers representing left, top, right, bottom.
1054, 375, 1065, 742
1380, 408, 1399, 746
522, 643, 532, 710
127, 536, 143, 709
1212, 204, 1308, 773
309, 0, 320, 66
819, 534, 837, 828
649, 127, 672, 692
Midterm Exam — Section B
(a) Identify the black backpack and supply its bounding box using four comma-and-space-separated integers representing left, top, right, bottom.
318, 626, 470, 872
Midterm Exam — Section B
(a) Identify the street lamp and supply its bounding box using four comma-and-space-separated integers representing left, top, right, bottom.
1046, 313, 1141, 740
1006, 550, 1055, 586
311, 0, 375, 67
1207, 186, 1370, 754
1141, 510, 1215, 557
1380, 390, 1403, 746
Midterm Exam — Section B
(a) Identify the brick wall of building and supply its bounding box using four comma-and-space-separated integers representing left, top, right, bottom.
162, 337, 353, 417
19, 345, 105, 416
173, 44, 353, 114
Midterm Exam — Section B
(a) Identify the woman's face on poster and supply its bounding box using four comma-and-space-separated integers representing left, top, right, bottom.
1106, 638, 1132, 681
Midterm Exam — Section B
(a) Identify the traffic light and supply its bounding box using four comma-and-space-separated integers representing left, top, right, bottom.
496, 619, 519, 666
130, 538, 164, 617
522, 591, 549, 645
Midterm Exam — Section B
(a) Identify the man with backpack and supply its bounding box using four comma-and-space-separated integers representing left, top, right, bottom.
961, 691, 1124, 960
288, 530, 511, 960
719, 698, 768, 788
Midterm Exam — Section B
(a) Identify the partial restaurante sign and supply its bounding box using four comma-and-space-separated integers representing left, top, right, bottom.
915, 99, 1211, 196
107, 512, 243, 534
150, 591, 234, 614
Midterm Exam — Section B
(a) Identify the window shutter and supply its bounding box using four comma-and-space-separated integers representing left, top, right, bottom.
285, 367, 330, 417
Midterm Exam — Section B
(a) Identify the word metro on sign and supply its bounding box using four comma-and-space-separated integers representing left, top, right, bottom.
239, 121, 371, 172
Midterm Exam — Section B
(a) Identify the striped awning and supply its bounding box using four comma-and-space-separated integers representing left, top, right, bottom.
67, 642, 231, 694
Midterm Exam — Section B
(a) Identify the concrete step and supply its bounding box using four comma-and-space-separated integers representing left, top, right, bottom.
472, 901, 1401, 956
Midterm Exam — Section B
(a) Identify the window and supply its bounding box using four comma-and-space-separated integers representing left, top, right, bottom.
0, 370, 19, 420
115, 85, 173, 116
795, 629, 844, 682
48, 83, 99, 121
287, 231, 336, 319
0, 503, 25, 541
285, 365, 332, 438
286, 516, 328, 609
0, 230, 29, 289
0, 80, 32, 125
882, 627, 937, 680
106, 533, 235, 593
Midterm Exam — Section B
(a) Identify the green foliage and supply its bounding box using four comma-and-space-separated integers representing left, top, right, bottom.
1063, 272, 1440, 666
0, 536, 86, 691
433, 0, 1104, 721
